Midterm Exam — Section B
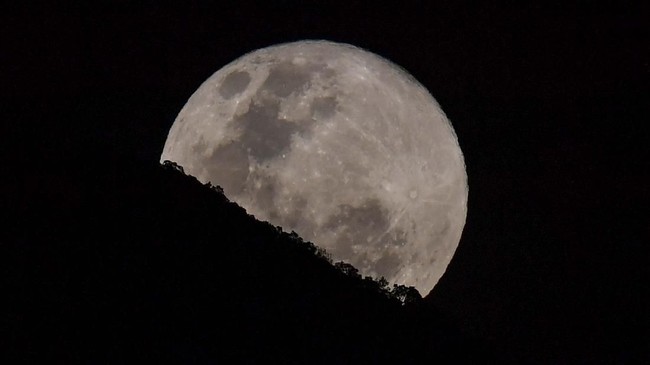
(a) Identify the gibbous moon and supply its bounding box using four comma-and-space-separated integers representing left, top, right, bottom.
161, 40, 467, 295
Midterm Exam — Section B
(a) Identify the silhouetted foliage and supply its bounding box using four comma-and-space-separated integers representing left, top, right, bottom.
334, 261, 361, 278
391, 284, 423, 305
377, 276, 390, 290
2, 159, 496, 364
315, 246, 332, 264
161, 159, 184, 173
204, 181, 225, 195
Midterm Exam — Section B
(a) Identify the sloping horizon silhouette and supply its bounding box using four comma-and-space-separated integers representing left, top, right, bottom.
3, 158, 494, 364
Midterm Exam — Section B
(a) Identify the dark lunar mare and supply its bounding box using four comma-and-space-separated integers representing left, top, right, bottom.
199, 61, 338, 200
218, 70, 252, 99
325, 199, 407, 278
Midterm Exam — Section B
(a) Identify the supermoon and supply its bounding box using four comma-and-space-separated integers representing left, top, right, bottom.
161, 40, 467, 295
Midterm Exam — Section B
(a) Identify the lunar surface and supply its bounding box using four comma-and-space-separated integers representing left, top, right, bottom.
161, 40, 467, 294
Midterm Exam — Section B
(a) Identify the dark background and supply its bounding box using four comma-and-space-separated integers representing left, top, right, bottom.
4, 1, 648, 363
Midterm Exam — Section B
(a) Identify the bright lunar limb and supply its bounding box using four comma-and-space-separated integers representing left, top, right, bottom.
161, 40, 468, 295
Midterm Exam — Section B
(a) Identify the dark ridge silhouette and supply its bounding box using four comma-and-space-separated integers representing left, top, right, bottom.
163, 160, 423, 307
3, 158, 497, 364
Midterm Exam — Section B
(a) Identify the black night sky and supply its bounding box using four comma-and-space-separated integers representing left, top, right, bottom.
4, 2, 647, 364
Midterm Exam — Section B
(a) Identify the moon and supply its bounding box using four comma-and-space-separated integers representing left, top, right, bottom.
161, 40, 467, 295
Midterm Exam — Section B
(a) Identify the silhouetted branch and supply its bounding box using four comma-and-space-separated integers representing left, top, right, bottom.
161, 160, 184, 174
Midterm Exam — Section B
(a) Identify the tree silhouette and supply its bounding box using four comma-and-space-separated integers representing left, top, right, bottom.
161, 159, 184, 173
334, 261, 361, 278
391, 284, 422, 305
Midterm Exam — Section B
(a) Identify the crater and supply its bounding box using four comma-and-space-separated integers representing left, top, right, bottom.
219, 70, 251, 99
